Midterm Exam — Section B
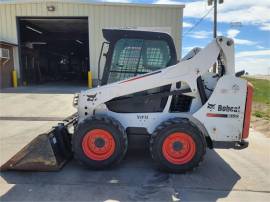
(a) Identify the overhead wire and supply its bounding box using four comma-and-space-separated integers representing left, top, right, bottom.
183, 6, 214, 38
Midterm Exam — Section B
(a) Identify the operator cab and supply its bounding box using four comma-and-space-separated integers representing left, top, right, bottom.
97, 29, 179, 113
98, 29, 178, 85
97, 29, 218, 114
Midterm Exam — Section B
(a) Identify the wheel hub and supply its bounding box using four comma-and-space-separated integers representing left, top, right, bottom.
172, 141, 183, 151
82, 129, 116, 161
162, 132, 196, 165
94, 138, 105, 148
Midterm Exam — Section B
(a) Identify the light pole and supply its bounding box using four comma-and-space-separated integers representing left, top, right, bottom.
208, 0, 224, 73
208, 0, 224, 38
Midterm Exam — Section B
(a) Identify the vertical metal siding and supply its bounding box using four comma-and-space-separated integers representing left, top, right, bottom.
0, 2, 183, 79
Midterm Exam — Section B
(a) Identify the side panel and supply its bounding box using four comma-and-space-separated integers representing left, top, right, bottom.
193, 75, 247, 142
96, 110, 192, 134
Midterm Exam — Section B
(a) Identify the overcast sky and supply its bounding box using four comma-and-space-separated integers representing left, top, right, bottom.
1, 0, 270, 75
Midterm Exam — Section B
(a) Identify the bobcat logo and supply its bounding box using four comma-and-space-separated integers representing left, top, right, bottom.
232, 84, 240, 93
87, 93, 97, 102
207, 103, 216, 111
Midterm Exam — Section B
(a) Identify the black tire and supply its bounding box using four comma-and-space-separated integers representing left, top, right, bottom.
150, 118, 206, 173
72, 115, 128, 169
54, 124, 72, 159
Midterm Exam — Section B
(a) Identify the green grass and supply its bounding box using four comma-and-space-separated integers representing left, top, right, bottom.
243, 77, 270, 104
242, 77, 270, 121
253, 111, 270, 120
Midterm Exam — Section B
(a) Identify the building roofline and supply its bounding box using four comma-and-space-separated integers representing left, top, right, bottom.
0, 41, 18, 46
0, 1, 185, 9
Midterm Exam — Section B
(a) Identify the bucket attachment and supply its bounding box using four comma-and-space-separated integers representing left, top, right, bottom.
0, 120, 75, 171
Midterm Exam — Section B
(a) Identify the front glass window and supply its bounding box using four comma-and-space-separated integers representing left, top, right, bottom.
108, 38, 171, 83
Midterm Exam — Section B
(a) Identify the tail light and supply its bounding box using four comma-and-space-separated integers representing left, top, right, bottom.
242, 82, 253, 139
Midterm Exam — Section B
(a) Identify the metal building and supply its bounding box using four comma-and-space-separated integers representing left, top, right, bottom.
0, 0, 184, 87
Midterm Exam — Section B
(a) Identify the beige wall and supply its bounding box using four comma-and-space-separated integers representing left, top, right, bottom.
0, 1, 183, 79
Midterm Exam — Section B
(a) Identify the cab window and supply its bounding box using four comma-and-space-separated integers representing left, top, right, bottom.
108, 38, 171, 83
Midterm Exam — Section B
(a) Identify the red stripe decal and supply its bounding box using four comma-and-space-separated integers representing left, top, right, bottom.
207, 113, 228, 118
120, 71, 161, 84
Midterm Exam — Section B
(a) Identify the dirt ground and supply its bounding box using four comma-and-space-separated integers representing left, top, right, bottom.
251, 102, 270, 137
251, 116, 270, 137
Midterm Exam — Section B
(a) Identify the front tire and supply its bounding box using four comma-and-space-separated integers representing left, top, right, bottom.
150, 118, 206, 173
72, 115, 128, 169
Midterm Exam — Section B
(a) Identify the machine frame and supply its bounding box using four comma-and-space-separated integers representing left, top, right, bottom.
75, 35, 250, 149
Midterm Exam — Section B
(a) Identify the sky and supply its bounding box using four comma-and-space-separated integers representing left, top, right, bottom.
114, 0, 270, 75
1, 0, 270, 75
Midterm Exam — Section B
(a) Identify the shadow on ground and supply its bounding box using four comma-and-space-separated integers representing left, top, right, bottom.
0, 136, 240, 202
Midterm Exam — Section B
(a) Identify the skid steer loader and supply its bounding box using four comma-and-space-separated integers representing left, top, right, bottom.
1, 29, 253, 173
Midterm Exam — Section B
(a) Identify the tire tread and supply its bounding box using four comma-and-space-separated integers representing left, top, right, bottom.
72, 115, 128, 169
150, 118, 206, 173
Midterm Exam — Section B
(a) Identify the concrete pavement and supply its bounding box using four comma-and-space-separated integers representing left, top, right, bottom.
0, 85, 269, 202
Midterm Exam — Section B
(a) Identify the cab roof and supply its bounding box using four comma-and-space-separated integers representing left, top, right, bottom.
102, 29, 175, 44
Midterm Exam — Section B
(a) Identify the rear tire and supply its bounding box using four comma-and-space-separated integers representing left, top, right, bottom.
150, 118, 206, 173
72, 115, 128, 169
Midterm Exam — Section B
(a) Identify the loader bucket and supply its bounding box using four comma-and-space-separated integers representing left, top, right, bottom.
0, 123, 73, 171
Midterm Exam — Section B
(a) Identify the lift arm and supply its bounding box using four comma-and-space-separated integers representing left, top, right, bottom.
77, 36, 235, 122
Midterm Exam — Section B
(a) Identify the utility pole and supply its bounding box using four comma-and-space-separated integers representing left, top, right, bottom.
213, 0, 217, 38
208, 0, 224, 38
208, 0, 224, 73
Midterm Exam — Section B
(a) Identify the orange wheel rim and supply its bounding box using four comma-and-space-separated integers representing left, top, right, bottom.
162, 132, 196, 165
82, 129, 115, 161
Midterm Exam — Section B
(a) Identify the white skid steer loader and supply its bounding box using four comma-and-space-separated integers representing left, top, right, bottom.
1, 29, 253, 173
